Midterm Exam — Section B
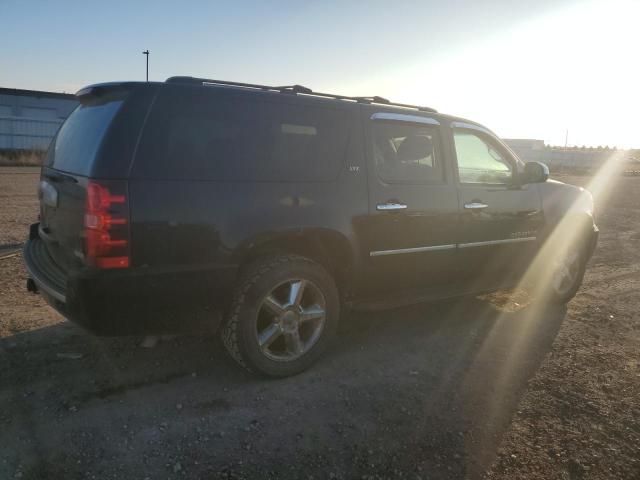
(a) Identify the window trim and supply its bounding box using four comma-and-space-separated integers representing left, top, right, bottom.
370, 116, 446, 185
451, 126, 518, 187
371, 112, 440, 126
450, 121, 494, 136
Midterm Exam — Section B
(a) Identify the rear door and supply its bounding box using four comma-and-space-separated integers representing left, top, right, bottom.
450, 122, 544, 286
355, 111, 460, 298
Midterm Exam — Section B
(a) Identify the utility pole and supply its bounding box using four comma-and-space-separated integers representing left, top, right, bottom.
564, 128, 569, 149
142, 50, 149, 82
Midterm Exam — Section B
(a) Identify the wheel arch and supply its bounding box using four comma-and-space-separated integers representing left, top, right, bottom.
233, 228, 355, 296
537, 211, 598, 271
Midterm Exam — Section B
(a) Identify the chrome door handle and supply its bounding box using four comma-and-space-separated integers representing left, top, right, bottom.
377, 202, 408, 211
464, 202, 489, 210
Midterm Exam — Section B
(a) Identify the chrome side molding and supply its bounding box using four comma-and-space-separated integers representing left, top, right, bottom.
457, 237, 537, 248
370, 237, 537, 256
370, 244, 456, 257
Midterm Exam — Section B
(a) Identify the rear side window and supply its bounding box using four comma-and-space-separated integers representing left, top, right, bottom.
372, 121, 444, 184
133, 88, 352, 181
47, 98, 123, 176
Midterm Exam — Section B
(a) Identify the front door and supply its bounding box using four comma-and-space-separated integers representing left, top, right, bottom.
355, 111, 460, 298
450, 123, 545, 288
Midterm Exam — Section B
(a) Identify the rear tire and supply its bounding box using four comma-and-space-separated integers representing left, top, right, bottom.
221, 254, 339, 377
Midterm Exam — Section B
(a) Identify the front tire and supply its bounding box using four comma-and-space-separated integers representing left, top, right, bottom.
221, 255, 339, 377
546, 243, 588, 304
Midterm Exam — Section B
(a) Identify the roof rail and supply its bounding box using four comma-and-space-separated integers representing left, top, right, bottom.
165, 76, 437, 113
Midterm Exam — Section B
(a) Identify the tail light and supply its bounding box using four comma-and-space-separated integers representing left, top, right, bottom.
84, 180, 130, 269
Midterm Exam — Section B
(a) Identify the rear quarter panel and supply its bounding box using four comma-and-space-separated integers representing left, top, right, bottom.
127, 112, 369, 281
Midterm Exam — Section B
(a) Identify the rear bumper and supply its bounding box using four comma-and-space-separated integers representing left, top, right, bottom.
24, 224, 236, 335
24, 229, 67, 304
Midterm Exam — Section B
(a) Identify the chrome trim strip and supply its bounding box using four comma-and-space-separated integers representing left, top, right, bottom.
370, 244, 456, 257
450, 121, 495, 136
376, 202, 408, 211
371, 112, 440, 126
369, 237, 537, 256
458, 237, 537, 249
463, 202, 489, 210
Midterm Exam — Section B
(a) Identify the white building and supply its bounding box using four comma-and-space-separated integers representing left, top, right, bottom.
0, 87, 78, 151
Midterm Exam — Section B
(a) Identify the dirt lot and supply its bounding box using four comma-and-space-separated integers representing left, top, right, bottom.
1, 167, 638, 479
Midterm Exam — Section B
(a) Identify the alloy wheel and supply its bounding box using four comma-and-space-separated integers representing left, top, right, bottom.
255, 279, 327, 361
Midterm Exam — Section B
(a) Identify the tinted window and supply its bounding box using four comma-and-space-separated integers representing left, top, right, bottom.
47, 99, 123, 176
133, 88, 351, 181
453, 131, 513, 184
372, 121, 443, 183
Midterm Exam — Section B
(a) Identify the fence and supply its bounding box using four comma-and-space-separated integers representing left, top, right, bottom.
508, 146, 634, 173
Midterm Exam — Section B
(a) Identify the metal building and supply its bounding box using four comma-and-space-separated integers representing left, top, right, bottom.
0, 87, 78, 151
503, 138, 626, 171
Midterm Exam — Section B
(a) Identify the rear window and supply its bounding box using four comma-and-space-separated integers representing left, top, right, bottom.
133, 87, 352, 181
46, 98, 123, 176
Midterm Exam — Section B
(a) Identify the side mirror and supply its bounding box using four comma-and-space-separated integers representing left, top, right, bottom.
521, 161, 549, 184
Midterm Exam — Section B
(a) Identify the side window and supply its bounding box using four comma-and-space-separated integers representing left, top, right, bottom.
453, 131, 513, 184
134, 88, 351, 181
372, 121, 443, 184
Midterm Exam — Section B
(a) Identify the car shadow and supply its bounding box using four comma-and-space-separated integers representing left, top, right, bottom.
0, 295, 566, 479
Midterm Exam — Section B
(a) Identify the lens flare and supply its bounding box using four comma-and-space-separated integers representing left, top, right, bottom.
461, 150, 627, 462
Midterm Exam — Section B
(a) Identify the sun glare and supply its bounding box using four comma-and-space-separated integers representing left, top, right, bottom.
332, 0, 639, 148
461, 149, 627, 462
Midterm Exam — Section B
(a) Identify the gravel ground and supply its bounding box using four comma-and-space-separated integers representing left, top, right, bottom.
486, 174, 640, 479
0, 167, 40, 246
0, 168, 638, 479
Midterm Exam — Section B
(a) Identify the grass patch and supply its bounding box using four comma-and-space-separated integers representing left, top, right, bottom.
0, 149, 45, 167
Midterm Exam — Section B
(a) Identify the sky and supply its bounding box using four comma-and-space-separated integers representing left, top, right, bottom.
1, 0, 638, 148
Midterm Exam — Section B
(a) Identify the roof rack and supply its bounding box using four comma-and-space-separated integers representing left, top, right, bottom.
165, 76, 437, 113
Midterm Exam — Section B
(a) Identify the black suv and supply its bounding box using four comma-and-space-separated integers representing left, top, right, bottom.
24, 77, 598, 376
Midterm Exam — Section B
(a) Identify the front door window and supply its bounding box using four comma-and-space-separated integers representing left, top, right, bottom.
453, 131, 512, 184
